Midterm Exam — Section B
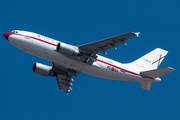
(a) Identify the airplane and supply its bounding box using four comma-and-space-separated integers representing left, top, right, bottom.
4, 30, 175, 93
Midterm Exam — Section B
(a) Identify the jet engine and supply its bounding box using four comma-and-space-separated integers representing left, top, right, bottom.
56, 42, 80, 56
32, 63, 55, 77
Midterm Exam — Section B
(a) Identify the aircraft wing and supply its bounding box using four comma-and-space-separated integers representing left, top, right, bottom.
78, 32, 140, 54
52, 62, 81, 93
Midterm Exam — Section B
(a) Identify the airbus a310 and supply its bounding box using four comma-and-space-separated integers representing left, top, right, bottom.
4, 30, 175, 93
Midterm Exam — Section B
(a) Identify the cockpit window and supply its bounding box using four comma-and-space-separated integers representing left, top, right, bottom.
11, 30, 18, 33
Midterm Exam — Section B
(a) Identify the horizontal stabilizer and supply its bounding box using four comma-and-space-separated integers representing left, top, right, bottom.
139, 81, 152, 91
140, 67, 175, 78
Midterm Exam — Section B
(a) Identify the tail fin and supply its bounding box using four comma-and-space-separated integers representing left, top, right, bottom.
139, 67, 175, 91
128, 48, 168, 71
139, 81, 152, 91
128, 48, 175, 91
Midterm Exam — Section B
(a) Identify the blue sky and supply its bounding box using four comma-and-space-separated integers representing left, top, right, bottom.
0, 0, 180, 119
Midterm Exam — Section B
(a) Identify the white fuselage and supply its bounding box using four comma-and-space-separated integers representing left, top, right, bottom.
6, 31, 160, 82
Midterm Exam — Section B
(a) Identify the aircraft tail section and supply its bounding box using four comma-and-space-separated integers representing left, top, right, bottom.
139, 67, 175, 91
128, 48, 175, 91
128, 48, 168, 71
140, 67, 175, 78
139, 81, 152, 91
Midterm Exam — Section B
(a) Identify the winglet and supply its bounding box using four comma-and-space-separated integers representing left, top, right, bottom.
134, 32, 140, 37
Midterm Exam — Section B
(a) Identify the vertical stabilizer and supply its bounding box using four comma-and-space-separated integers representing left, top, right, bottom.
139, 81, 152, 91
128, 48, 168, 71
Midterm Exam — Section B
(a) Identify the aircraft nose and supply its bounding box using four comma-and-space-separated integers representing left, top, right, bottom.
4, 32, 13, 41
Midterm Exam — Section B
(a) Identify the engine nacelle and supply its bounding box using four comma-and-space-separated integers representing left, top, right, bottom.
32, 63, 54, 77
56, 42, 80, 56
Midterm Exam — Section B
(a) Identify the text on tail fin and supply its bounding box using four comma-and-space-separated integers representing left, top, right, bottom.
127, 48, 168, 71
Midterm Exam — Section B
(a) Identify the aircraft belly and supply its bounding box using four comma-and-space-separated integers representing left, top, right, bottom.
77, 62, 132, 81
47, 51, 135, 81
